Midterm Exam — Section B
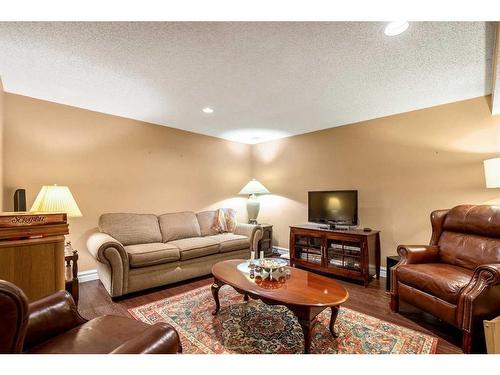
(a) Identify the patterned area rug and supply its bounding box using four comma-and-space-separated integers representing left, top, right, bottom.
128, 285, 438, 354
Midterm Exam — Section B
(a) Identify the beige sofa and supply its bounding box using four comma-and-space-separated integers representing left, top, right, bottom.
87, 210, 262, 298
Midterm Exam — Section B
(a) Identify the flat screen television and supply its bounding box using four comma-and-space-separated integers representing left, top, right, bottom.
308, 190, 358, 226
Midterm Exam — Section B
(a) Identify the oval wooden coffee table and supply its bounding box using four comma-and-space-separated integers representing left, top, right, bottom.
211, 259, 349, 353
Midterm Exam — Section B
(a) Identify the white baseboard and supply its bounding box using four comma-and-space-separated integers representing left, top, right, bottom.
272, 246, 387, 278
78, 269, 99, 283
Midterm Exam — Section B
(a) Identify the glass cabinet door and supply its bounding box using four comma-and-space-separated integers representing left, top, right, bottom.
293, 234, 323, 265
325, 237, 362, 271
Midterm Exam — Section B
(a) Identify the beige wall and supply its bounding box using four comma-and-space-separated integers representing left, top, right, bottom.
0, 77, 3, 211
3, 93, 500, 272
3, 93, 252, 271
253, 96, 500, 266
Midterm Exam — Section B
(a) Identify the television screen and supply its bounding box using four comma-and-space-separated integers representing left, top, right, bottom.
308, 190, 358, 225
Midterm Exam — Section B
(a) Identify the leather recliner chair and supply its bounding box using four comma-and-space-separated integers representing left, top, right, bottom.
390, 205, 500, 353
0, 279, 182, 354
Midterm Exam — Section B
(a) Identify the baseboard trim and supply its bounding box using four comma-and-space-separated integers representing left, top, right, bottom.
78, 269, 99, 283
272, 246, 387, 278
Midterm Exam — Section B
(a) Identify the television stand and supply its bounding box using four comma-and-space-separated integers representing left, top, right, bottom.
289, 224, 381, 287
311, 223, 354, 231
327, 223, 354, 231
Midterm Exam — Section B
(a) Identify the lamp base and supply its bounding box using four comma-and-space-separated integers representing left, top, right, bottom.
247, 194, 260, 224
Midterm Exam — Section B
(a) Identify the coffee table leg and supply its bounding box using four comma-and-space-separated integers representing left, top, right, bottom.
298, 318, 313, 354
244, 293, 249, 301
211, 278, 224, 315
329, 306, 339, 338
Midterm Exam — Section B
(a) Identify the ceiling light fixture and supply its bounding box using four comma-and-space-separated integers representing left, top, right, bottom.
384, 21, 409, 36
202, 107, 214, 114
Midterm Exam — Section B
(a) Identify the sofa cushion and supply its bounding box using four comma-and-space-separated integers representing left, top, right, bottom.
397, 263, 473, 304
196, 210, 219, 236
167, 237, 219, 261
124, 243, 180, 268
99, 213, 162, 246
159, 212, 202, 242
208, 233, 249, 253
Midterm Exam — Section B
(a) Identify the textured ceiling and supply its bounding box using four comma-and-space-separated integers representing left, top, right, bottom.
0, 22, 495, 143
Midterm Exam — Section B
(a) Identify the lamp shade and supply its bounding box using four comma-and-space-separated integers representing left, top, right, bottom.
238, 179, 270, 195
484, 158, 500, 188
30, 185, 82, 217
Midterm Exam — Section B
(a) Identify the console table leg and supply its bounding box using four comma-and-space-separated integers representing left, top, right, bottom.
329, 306, 339, 338
211, 278, 223, 315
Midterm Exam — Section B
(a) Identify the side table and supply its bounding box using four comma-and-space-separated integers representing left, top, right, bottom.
385, 255, 400, 292
65, 241, 79, 305
258, 224, 273, 257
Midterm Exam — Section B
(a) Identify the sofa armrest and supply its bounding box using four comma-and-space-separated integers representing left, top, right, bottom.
87, 232, 128, 264
110, 323, 181, 354
24, 291, 87, 351
397, 245, 440, 265
234, 223, 263, 252
87, 232, 129, 297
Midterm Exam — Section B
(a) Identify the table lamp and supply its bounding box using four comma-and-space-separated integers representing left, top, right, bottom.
30, 185, 82, 218
238, 179, 270, 224
484, 158, 500, 188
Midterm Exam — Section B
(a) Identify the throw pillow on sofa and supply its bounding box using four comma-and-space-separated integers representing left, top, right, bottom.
213, 208, 237, 233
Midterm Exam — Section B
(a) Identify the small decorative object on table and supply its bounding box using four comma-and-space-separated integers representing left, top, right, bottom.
249, 250, 256, 279
256, 257, 287, 271
256, 257, 288, 279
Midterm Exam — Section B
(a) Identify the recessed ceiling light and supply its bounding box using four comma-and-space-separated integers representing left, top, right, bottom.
202, 107, 214, 114
384, 21, 409, 36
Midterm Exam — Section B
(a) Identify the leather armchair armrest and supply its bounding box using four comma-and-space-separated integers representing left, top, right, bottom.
234, 223, 263, 252
390, 245, 440, 297
472, 263, 500, 283
458, 263, 500, 332
110, 323, 181, 354
397, 245, 440, 265
24, 291, 87, 351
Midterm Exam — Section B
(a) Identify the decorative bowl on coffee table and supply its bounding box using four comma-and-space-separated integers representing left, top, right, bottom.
255, 257, 287, 273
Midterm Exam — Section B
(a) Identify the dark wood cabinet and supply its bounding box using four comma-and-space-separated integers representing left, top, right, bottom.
289, 225, 381, 287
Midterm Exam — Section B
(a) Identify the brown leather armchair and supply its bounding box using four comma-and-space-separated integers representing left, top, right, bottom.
0, 279, 182, 354
390, 205, 500, 353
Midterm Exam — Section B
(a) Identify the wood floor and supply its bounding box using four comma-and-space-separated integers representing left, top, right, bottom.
79, 275, 469, 354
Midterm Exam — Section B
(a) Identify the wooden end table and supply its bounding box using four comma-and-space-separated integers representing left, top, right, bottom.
211, 259, 349, 353
258, 224, 273, 257
64, 241, 79, 305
